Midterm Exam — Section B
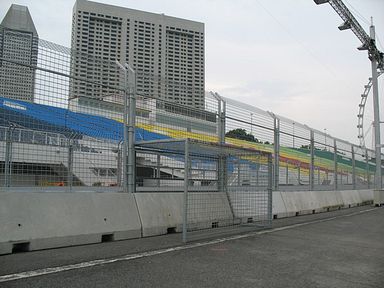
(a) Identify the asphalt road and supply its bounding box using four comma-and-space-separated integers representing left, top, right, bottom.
1, 206, 383, 288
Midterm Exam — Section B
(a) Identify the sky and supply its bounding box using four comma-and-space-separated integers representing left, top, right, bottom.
1, 0, 384, 146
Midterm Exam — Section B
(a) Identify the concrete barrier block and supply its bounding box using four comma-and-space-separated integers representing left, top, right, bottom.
29, 234, 101, 251
0, 192, 141, 255
135, 192, 233, 237
374, 189, 384, 206
0, 242, 12, 255
135, 193, 183, 237
272, 191, 286, 216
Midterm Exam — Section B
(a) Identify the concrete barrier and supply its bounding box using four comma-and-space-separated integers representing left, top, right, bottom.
0, 189, 374, 255
135, 193, 184, 237
272, 189, 373, 218
0, 192, 141, 255
135, 192, 233, 237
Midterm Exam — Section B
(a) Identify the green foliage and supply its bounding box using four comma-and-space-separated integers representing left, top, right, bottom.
225, 128, 259, 143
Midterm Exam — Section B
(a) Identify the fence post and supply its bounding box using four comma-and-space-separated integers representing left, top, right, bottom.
365, 148, 370, 189
116, 62, 136, 193
297, 165, 301, 185
216, 93, 226, 145
309, 130, 315, 191
67, 138, 74, 191
267, 153, 273, 227
116, 61, 128, 193
351, 145, 356, 190
237, 160, 241, 186
182, 139, 189, 243
272, 116, 280, 191
212, 92, 227, 193
333, 139, 338, 191
286, 162, 289, 184
127, 67, 136, 194
4, 126, 13, 188
157, 153, 161, 188
117, 141, 122, 187
216, 95, 222, 143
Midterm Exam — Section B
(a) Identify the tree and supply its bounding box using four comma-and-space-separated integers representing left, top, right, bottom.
225, 128, 259, 143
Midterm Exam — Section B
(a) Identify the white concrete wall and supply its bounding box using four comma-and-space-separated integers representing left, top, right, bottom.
0, 192, 141, 255
272, 189, 373, 218
0, 189, 374, 255
135, 192, 233, 237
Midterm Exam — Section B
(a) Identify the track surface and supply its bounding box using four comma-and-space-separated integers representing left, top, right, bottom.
1, 206, 383, 288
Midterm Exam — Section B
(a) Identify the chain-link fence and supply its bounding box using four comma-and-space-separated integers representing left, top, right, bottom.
1, 30, 382, 241
136, 139, 272, 242
0, 32, 382, 193
0, 31, 125, 191
220, 96, 381, 191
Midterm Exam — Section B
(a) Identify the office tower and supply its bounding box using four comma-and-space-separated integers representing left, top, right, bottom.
71, 0, 205, 109
0, 4, 38, 102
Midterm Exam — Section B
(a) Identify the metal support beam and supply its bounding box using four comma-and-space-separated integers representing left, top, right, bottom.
309, 130, 315, 190
156, 153, 161, 188
182, 139, 189, 243
298, 165, 301, 185
116, 61, 136, 193
267, 153, 273, 227
127, 64, 136, 194
67, 139, 74, 191
313, 0, 383, 189
370, 25, 382, 190
351, 145, 356, 189
117, 142, 122, 186
365, 149, 370, 189
286, 162, 289, 185
273, 117, 280, 190
212, 92, 226, 145
334, 139, 338, 190
217, 95, 223, 144
4, 127, 13, 188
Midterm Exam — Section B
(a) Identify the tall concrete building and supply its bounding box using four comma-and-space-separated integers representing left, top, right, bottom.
71, 0, 205, 109
0, 4, 38, 102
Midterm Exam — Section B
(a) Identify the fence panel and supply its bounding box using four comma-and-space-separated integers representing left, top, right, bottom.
0, 31, 382, 193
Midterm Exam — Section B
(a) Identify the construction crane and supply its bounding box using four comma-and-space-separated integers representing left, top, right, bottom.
314, 0, 384, 190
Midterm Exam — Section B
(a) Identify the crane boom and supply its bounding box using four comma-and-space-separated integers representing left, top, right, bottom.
314, 0, 383, 191
314, 0, 383, 71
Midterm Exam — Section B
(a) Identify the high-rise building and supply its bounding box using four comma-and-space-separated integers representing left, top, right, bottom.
71, 0, 205, 109
0, 4, 38, 102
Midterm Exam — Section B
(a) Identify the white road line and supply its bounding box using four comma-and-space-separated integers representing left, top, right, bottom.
0, 207, 379, 283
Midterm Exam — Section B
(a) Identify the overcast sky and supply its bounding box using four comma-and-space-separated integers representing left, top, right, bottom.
1, 0, 383, 145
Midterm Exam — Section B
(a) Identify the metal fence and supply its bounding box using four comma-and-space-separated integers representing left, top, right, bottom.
0, 32, 382, 193
1, 31, 382, 241
136, 139, 272, 242
221, 96, 380, 191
